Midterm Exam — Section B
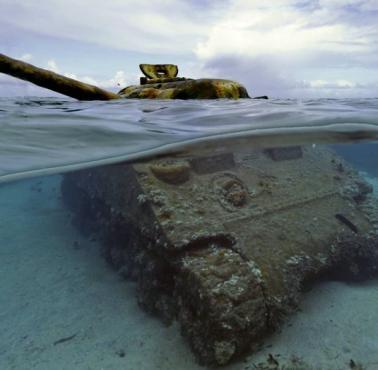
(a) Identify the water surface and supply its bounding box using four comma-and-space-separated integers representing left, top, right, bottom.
1, 97, 378, 182
1, 97, 378, 370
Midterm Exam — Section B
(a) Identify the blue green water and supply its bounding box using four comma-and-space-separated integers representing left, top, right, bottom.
1, 97, 378, 370
1, 97, 378, 182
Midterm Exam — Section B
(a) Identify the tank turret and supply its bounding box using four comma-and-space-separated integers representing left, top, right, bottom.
0, 54, 250, 100
118, 63, 250, 99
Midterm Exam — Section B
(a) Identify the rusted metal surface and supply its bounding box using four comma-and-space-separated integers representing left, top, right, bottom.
0, 54, 251, 100
0, 53, 119, 101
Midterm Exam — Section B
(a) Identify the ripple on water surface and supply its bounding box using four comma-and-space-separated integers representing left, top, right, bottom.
0, 97, 378, 182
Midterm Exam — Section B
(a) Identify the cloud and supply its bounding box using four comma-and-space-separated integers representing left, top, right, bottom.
1, 0, 377, 97
197, 55, 297, 97
196, 0, 378, 61
0, 73, 52, 97
101, 71, 133, 89
0, 0, 217, 55
307, 79, 357, 89
56, 63, 135, 90
19, 53, 32, 62
194, 0, 378, 97
193, 52, 378, 98
46, 59, 59, 73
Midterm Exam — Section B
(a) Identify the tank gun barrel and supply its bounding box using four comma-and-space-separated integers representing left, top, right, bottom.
0, 53, 119, 101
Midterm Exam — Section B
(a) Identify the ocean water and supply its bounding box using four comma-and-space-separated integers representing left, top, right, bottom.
1, 97, 378, 370
1, 97, 378, 182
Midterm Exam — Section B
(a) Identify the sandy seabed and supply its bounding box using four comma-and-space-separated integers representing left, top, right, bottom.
1, 175, 378, 370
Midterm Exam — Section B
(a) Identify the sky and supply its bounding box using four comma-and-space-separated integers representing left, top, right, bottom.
0, 0, 377, 98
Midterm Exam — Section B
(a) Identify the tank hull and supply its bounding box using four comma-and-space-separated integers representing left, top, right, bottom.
62, 145, 378, 365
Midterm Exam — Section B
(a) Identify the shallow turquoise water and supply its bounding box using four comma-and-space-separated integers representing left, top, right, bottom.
1, 97, 378, 182
1, 97, 378, 369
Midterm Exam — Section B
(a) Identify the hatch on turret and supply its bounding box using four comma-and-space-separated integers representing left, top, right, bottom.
139, 63, 186, 85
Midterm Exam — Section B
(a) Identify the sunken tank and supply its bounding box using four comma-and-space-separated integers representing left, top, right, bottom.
0, 55, 250, 100
61, 65, 378, 366
3, 55, 377, 365
62, 144, 378, 364
118, 63, 250, 99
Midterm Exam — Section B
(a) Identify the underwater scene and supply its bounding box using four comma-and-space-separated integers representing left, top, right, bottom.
1, 98, 378, 370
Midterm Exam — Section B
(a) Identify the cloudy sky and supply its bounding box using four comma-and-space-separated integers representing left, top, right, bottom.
1, 0, 377, 98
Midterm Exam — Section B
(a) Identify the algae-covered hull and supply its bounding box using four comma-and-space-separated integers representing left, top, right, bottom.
61, 145, 378, 365
0, 54, 251, 100
118, 78, 250, 99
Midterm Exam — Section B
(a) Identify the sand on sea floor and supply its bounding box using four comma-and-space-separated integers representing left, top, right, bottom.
1, 176, 378, 370
362, 172, 378, 197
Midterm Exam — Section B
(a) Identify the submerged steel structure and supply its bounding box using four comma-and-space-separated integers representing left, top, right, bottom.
61, 144, 378, 365
1, 55, 378, 364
